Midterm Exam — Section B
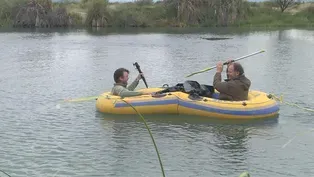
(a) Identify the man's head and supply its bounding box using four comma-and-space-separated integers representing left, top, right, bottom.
227, 62, 244, 79
114, 68, 129, 84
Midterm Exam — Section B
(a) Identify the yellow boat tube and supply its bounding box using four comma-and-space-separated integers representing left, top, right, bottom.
96, 87, 280, 119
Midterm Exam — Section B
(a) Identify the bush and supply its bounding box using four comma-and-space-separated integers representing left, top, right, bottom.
85, 0, 110, 27
109, 7, 150, 27
0, 0, 28, 26
68, 12, 84, 26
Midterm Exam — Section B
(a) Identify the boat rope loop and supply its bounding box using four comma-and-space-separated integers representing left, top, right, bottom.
61, 93, 254, 177
267, 93, 314, 112
120, 99, 166, 177
281, 128, 314, 149
120, 98, 252, 177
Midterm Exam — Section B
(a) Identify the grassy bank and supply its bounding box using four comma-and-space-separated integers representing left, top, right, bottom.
235, 1, 314, 27
0, 0, 314, 28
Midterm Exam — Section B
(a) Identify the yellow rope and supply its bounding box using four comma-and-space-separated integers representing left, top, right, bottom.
268, 93, 314, 112
120, 99, 166, 177
57, 95, 166, 177
61, 94, 257, 177
62, 96, 98, 102
282, 128, 314, 149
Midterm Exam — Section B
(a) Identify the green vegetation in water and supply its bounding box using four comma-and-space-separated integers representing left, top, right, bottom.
0, 0, 313, 29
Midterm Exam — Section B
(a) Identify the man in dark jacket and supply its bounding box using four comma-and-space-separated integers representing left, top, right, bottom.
213, 61, 251, 101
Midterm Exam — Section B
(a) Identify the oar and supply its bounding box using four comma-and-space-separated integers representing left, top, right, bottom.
185, 50, 265, 78
62, 96, 98, 102
56, 96, 99, 109
133, 62, 149, 88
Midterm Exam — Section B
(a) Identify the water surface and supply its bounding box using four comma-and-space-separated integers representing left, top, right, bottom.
0, 27, 313, 177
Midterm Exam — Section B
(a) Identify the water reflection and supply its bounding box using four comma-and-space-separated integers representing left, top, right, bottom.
286, 29, 314, 43
84, 26, 309, 36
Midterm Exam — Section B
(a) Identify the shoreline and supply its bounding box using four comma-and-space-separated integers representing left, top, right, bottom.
1, 26, 313, 36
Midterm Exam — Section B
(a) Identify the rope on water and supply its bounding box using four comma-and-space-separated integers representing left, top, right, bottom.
0, 170, 11, 177
58, 94, 258, 177
63, 96, 98, 102
120, 99, 166, 177
281, 128, 314, 149
268, 93, 314, 112
267, 94, 314, 148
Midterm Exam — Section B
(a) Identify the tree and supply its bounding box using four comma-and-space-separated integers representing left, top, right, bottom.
163, 0, 205, 24
163, 0, 247, 26
275, 0, 295, 12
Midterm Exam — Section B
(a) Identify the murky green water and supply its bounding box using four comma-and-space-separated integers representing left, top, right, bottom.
0, 27, 314, 177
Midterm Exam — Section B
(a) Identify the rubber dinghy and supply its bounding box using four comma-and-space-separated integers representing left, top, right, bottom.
96, 81, 280, 119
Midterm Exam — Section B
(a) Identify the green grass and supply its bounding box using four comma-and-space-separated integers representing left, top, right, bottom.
234, 3, 314, 27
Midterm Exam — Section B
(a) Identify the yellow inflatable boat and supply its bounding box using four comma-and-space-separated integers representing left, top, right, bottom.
96, 82, 280, 119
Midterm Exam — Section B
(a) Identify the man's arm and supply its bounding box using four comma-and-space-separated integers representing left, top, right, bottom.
213, 72, 230, 94
114, 85, 142, 97
127, 79, 139, 91
120, 89, 142, 97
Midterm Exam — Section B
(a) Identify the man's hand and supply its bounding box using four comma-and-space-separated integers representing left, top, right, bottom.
141, 91, 155, 95
216, 62, 223, 73
226, 59, 233, 66
136, 73, 144, 81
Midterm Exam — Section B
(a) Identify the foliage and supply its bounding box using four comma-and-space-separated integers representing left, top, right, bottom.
0, 0, 313, 28
0, 0, 28, 26
85, 0, 110, 27
274, 0, 295, 12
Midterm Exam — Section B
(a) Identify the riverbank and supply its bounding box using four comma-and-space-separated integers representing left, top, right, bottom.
0, 0, 313, 28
